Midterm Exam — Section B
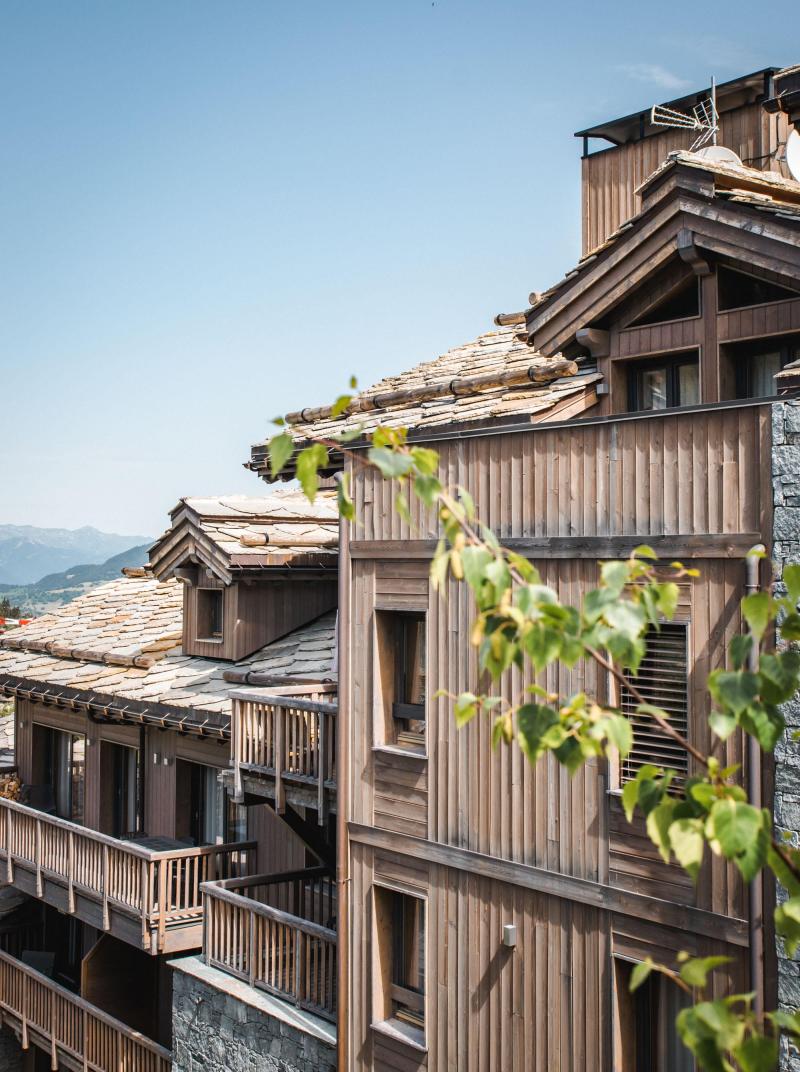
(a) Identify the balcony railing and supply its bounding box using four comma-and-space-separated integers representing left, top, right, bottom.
231, 687, 337, 819
0, 797, 256, 954
202, 866, 337, 1022
0, 948, 171, 1071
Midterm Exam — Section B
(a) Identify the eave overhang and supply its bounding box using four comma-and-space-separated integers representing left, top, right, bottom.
0, 674, 230, 740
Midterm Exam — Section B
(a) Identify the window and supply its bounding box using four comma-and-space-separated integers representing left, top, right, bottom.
628, 277, 700, 328
618, 623, 689, 787
373, 886, 426, 1044
178, 761, 245, 845
376, 610, 426, 751
733, 340, 800, 399
43, 728, 85, 823
614, 958, 693, 1071
718, 266, 800, 311
109, 743, 139, 838
628, 354, 699, 412
197, 588, 224, 641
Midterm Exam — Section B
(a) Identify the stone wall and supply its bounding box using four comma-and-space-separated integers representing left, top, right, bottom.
772, 398, 800, 1072
171, 956, 336, 1072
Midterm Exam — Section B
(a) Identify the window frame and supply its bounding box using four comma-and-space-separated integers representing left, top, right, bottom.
196, 587, 224, 643
372, 882, 428, 1052
374, 607, 427, 755
732, 338, 800, 400
626, 351, 700, 413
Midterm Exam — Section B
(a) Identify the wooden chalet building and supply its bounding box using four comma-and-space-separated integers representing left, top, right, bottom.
0, 491, 339, 1070
243, 66, 800, 1072
0, 63, 799, 1072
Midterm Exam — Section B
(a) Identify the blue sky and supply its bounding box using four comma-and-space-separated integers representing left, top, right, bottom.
0, 1, 789, 537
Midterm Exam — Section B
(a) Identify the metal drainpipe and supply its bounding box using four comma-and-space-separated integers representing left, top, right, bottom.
334, 471, 351, 1072
746, 546, 766, 1015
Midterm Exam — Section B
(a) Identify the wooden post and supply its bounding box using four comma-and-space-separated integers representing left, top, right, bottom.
276, 706, 285, 814
157, 862, 168, 954
35, 819, 42, 898
21, 972, 28, 1051
248, 910, 256, 988
82, 1008, 89, 1072
50, 994, 57, 1070
67, 830, 75, 914
317, 713, 326, 824
6, 809, 13, 883
102, 845, 110, 931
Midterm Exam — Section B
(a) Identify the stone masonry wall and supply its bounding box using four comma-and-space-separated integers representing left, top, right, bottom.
772, 399, 800, 1072
171, 958, 336, 1072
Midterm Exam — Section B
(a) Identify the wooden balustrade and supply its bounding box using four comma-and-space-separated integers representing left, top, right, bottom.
203, 867, 337, 1022
0, 948, 171, 1071
0, 797, 255, 953
231, 688, 337, 820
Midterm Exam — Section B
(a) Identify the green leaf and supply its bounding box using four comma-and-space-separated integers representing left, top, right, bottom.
621, 764, 660, 822
781, 612, 800, 642
729, 633, 753, 671
295, 443, 328, 502
705, 801, 767, 880
430, 540, 450, 592
733, 1033, 778, 1072
601, 560, 630, 596
784, 563, 800, 606
669, 818, 706, 881
603, 715, 633, 758
336, 471, 355, 522
632, 544, 657, 560
709, 710, 738, 741
485, 557, 512, 598
267, 432, 294, 478
330, 393, 353, 418
646, 801, 676, 864
457, 487, 475, 520
775, 895, 800, 958
741, 591, 772, 641
678, 955, 731, 989
414, 474, 442, 508
367, 446, 414, 479
461, 547, 493, 591
707, 670, 759, 717
604, 600, 646, 640
516, 704, 560, 764
409, 446, 439, 476
759, 652, 800, 705
454, 692, 479, 728
629, 958, 654, 992
655, 582, 679, 620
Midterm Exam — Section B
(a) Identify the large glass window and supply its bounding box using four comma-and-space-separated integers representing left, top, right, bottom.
732, 341, 800, 399
108, 743, 139, 838
628, 353, 699, 412
43, 728, 85, 824
374, 885, 426, 1040
615, 958, 693, 1071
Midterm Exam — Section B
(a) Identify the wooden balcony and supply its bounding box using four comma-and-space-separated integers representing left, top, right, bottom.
202, 866, 337, 1022
0, 949, 171, 1071
0, 798, 256, 954
231, 687, 337, 818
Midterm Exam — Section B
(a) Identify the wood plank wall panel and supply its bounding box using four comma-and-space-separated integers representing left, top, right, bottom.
718, 298, 800, 342
581, 102, 781, 254
351, 842, 611, 1071
615, 317, 701, 358
354, 406, 768, 544
248, 802, 307, 874
144, 728, 177, 838
13, 698, 33, 784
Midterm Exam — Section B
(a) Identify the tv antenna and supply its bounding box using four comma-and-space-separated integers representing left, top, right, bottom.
650, 76, 719, 151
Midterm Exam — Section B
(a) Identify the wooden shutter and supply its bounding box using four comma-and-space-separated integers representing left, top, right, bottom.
619, 622, 689, 784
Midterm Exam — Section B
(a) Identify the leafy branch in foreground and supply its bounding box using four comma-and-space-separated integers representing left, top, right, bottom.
267, 401, 800, 1071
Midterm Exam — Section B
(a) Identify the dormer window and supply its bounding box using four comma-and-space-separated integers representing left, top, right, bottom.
628, 352, 699, 412
197, 588, 224, 642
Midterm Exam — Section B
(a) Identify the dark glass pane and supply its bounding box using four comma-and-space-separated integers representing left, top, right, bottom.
718, 267, 799, 311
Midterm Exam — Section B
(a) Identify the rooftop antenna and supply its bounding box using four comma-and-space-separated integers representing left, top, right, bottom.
650, 76, 720, 151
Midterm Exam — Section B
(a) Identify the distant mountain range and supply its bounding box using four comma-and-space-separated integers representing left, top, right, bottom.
0, 524, 152, 586
0, 544, 152, 617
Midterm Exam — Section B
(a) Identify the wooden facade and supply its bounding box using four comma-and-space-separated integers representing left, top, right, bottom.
579, 71, 789, 254
339, 399, 771, 1070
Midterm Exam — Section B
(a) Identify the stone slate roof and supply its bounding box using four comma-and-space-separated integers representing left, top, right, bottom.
0, 573, 336, 719
149, 489, 338, 582
250, 326, 600, 468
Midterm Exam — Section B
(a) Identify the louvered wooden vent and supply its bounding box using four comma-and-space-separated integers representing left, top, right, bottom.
619, 622, 690, 785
